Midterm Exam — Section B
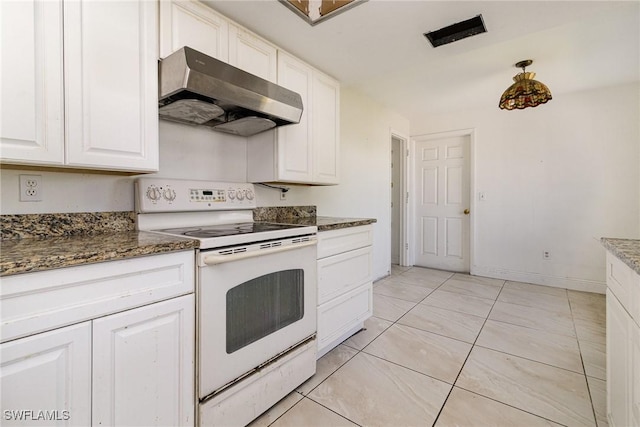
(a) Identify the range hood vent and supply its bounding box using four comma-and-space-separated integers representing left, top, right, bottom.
159, 47, 303, 137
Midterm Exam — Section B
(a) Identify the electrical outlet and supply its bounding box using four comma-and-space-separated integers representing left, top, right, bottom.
543, 250, 551, 260
280, 190, 287, 200
478, 192, 487, 201
19, 174, 43, 202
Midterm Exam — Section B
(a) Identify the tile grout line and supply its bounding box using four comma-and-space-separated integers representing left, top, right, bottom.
430, 278, 507, 426
567, 292, 601, 427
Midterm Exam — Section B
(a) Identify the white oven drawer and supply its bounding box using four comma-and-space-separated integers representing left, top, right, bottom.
317, 282, 372, 353
317, 246, 372, 305
1, 251, 195, 343
317, 225, 373, 259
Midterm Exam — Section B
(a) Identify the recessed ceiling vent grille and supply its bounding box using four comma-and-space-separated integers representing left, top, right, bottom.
424, 14, 487, 48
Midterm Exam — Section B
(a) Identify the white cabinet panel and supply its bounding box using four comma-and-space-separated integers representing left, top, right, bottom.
247, 51, 340, 186
160, 0, 229, 61
312, 70, 340, 184
228, 24, 277, 82
318, 246, 372, 305
64, 0, 158, 171
0, 322, 91, 427
92, 294, 195, 427
316, 225, 373, 357
0, 0, 64, 165
1, 251, 195, 343
317, 283, 372, 357
276, 51, 313, 182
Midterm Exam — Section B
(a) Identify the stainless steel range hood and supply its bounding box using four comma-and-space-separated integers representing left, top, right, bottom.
158, 47, 303, 137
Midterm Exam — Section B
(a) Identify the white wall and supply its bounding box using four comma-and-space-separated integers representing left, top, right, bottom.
411, 82, 640, 293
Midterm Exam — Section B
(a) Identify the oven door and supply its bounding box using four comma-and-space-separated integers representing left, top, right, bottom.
197, 238, 317, 399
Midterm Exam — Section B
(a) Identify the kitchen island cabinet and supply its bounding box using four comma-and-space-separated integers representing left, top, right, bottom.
0, 251, 195, 426
0, 0, 159, 172
316, 225, 373, 357
601, 238, 640, 427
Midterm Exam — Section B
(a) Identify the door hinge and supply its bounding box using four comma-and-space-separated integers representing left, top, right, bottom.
405, 243, 409, 250
406, 149, 409, 157
406, 192, 409, 203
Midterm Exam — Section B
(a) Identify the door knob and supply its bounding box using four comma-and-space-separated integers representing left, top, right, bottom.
463, 209, 470, 215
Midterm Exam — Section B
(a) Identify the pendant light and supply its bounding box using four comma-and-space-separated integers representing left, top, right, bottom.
499, 59, 552, 110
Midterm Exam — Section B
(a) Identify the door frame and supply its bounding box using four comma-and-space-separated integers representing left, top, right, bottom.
389, 128, 409, 267
408, 128, 476, 273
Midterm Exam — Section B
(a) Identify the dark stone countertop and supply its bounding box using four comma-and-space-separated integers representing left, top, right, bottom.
269, 216, 377, 231
1, 231, 198, 276
601, 238, 640, 275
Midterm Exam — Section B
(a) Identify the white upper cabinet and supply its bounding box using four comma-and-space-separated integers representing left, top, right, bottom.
64, 0, 159, 171
159, 0, 229, 61
228, 24, 277, 82
0, 0, 159, 172
247, 51, 340, 185
0, 0, 64, 165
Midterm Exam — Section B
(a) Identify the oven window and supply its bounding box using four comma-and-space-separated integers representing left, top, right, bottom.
226, 269, 304, 354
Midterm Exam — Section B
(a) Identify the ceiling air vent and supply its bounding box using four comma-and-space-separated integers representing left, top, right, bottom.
424, 14, 487, 48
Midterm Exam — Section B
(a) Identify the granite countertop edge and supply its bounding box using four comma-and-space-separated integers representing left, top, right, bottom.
1, 210, 376, 277
601, 237, 640, 275
1, 231, 199, 277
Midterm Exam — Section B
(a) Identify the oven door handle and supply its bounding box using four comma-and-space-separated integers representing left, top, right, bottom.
202, 240, 317, 265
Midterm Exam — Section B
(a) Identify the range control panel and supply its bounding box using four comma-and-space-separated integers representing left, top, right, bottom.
135, 178, 256, 213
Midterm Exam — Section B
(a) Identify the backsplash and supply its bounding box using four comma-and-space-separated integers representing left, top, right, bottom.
1, 211, 136, 240
253, 206, 316, 222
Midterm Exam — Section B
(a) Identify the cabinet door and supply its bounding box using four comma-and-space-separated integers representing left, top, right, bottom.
276, 51, 313, 182
0, 322, 91, 427
64, 0, 159, 172
0, 0, 64, 165
632, 322, 640, 427
229, 24, 277, 82
92, 295, 195, 427
607, 289, 631, 427
160, 0, 229, 61
312, 71, 340, 184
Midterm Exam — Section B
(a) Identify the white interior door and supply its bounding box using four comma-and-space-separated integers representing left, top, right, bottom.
413, 134, 471, 272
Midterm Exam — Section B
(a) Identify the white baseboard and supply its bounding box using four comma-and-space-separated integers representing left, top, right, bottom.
471, 265, 606, 294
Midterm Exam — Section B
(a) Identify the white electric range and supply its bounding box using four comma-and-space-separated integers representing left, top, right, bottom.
136, 178, 317, 426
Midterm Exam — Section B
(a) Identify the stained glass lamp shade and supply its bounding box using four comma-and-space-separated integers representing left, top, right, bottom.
499, 60, 552, 110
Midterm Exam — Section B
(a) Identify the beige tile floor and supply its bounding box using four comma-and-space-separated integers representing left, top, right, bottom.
250, 266, 607, 427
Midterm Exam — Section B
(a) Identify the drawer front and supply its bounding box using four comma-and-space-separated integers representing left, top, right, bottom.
317, 225, 373, 259
317, 282, 372, 350
607, 252, 640, 323
318, 246, 372, 305
1, 251, 195, 343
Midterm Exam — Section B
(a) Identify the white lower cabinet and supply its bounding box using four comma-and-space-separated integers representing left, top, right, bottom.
1, 322, 92, 427
92, 295, 194, 427
0, 251, 196, 427
316, 225, 373, 358
605, 251, 640, 427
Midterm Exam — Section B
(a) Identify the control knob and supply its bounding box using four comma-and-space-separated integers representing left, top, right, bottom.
163, 188, 176, 201
227, 189, 236, 200
236, 189, 245, 201
146, 186, 161, 201
246, 189, 254, 200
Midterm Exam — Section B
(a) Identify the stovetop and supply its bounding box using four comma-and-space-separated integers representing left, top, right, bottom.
155, 222, 308, 239
135, 178, 317, 250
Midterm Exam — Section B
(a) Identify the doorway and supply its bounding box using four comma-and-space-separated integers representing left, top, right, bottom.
390, 131, 408, 268
412, 130, 473, 272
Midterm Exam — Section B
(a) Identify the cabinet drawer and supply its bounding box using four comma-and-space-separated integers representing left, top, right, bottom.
317, 225, 373, 259
318, 246, 372, 305
607, 252, 640, 324
1, 251, 195, 343
317, 283, 372, 351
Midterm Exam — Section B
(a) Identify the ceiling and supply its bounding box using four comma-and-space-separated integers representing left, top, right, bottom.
206, 1, 640, 122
